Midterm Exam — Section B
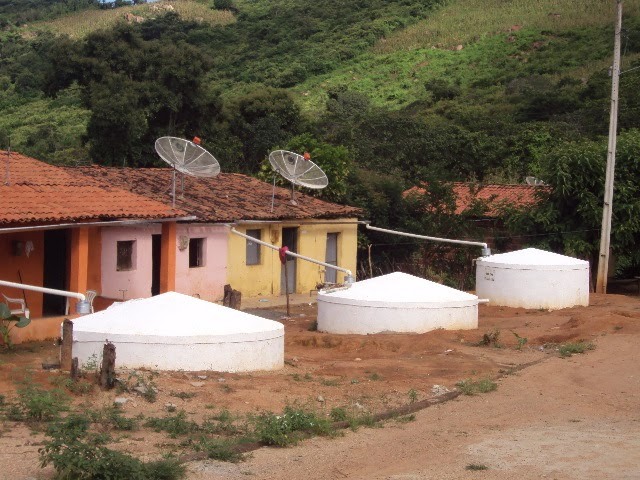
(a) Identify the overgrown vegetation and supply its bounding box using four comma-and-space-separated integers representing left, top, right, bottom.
558, 341, 595, 358
1, 0, 640, 278
456, 378, 498, 396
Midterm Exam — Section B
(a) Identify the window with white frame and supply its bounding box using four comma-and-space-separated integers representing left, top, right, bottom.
116, 240, 135, 271
246, 229, 261, 265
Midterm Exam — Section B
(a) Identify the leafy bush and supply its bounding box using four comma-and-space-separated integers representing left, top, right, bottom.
11, 379, 69, 422
559, 341, 594, 358
144, 410, 199, 437
456, 378, 497, 395
252, 406, 333, 447
39, 414, 186, 480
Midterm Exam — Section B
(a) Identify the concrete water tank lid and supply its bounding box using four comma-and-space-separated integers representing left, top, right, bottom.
319, 271, 477, 305
71, 291, 283, 342
478, 248, 588, 267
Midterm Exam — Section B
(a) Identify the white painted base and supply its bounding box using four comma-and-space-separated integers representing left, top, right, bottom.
317, 300, 478, 334
72, 335, 284, 372
476, 265, 589, 310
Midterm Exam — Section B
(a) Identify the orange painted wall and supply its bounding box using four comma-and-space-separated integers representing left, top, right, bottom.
87, 227, 102, 292
8, 315, 68, 344
0, 231, 45, 318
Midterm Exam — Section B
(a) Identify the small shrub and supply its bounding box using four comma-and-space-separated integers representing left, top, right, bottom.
13, 380, 69, 422
39, 414, 185, 480
512, 332, 528, 350
559, 341, 594, 357
145, 411, 199, 437
478, 329, 501, 347
407, 388, 418, 404
456, 378, 497, 396
321, 378, 340, 386
201, 409, 243, 436
170, 391, 197, 400
252, 406, 333, 447
92, 406, 138, 431
196, 437, 244, 463
367, 372, 381, 381
330, 407, 348, 422
466, 463, 489, 471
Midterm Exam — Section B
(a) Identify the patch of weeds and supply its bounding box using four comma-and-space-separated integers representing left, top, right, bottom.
11, 379, 69, 422
456, 378, 497, 396
367, 372, 381, 381
321, 378, 340, 386
195, 437, 244, 463
407, 389, 418, 404
466, 463, 489, 471
252, 406, 333, 447
81, 353, 100, 373
395, 414, 416, 423
350, 378, 359, 384
330, 407, 348, 422
220, 384, 233, 394
307, 320, 318, 331
170, 391, 197, 400
478, 328, 501, 347
291, 373, 302, 381
614, 325, 623, 331
347, 412, 378, 430
202, 409, 243, 436
50, 375, 94, 396
118, 370, 159, 403
512, 331, 528, 350
303, 373, 313, 381
559, 341, 595, 357
91, 406, 138, 431
204, 404, 215, 409
40, 414, 186, 480
144, 411, 199, 437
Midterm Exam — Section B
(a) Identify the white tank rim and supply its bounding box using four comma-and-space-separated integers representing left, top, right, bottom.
318, 271, 478, 306
477, 248, 589, 271
317, 296, 478, 309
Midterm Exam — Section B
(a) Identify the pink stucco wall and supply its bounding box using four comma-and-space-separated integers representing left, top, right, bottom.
101, 224, 228, 302
101, 225, 157, 300
175, 224, 228, 302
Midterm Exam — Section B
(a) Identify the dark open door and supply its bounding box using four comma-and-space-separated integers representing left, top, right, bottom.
43, 229, 68, 316
281, 227, 297, 294
151, 234, 161, 296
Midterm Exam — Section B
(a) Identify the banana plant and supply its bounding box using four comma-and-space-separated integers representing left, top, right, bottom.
0, 303, 31, 349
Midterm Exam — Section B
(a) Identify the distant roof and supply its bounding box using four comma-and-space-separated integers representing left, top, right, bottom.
73, 166, 362, 222
0, 151, 186, 225
406, 182, 550, 218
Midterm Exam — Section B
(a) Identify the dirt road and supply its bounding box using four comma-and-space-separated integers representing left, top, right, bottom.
188, 331, 640, 480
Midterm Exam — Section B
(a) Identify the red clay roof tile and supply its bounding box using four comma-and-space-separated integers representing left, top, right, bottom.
73, 166, 362, 222
0, 151, 186, 225
406, 182, 550, 217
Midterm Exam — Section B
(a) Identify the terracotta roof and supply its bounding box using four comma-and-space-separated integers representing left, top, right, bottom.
0, 151, 186, 225
72, 166, 362, 222
406, 182, 550, 218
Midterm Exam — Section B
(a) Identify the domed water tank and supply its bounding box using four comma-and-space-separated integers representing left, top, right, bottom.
476, 248, 589, 310
317, 272, 478, 334
70, 292, 284, 372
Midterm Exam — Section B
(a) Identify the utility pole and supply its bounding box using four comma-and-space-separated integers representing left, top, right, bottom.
596, 0, 622, 294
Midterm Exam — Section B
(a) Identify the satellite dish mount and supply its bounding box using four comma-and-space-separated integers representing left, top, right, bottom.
268, 150, 328, 210
154, 136, 221, 207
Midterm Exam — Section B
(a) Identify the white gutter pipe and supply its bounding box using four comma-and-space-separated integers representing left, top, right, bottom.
0, 216, 198, 234
229, 226, 355, 284
362, 223, 491, 256
0, 279, 88, 314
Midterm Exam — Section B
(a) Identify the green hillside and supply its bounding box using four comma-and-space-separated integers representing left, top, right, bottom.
1, 0, 639, 278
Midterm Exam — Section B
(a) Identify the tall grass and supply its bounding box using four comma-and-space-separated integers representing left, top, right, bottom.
24, 0, 235, 39
375, 0, 638, 52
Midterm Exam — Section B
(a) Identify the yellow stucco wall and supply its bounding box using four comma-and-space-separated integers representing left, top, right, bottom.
227, 219, 358, 297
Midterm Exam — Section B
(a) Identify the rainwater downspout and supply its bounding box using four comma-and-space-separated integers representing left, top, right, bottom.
229, 227, 355, 284
0, 280, 88, 314
361, 222, 491, 256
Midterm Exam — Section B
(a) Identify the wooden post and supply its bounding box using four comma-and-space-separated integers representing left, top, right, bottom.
99, 342, 116, 389
61, 320, 73, 372
70, 357, 79, 380
223, 284, 242, 310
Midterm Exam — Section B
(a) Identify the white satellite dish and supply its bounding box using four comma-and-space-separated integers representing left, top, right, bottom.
268, 150, 328, 207
154, 136, 221, 206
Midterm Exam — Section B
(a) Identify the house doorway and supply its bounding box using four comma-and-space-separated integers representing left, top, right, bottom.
43, 229, 69, 316
151, 234, 161, 296
325, 233, 339, 283
280, 227, 297, 295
